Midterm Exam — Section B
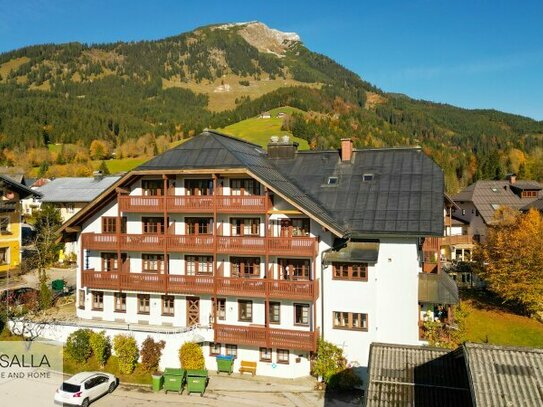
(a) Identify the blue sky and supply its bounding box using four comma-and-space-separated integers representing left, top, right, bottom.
1, 0, 542, 120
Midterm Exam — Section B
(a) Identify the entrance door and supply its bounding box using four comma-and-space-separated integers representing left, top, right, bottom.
187, 297, 200, 327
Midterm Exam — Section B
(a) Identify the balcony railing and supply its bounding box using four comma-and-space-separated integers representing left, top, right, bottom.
214, 324, 318, 351
441, 235, 475, 246
81, 270, 319, 301
118, 194, 269, 214
82, 233, 317, 256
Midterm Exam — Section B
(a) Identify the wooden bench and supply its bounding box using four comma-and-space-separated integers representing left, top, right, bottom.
239, 360, 257, 376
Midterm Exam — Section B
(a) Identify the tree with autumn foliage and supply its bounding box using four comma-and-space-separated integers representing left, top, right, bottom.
476, 207, 543, 319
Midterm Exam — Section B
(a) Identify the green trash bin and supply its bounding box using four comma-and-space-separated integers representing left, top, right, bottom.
163, 368, 186, 394
186, 369, 208, 397
216, 355, 234, 375
151, 373, 164, 392
51, 279, 65, 292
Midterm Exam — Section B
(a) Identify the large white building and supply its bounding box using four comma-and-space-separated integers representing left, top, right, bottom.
60, 131, 446, 380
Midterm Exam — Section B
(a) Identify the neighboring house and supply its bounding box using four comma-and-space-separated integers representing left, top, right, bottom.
365, 342, 543, 407
0, 174, 41, 273
522, 196, 543, 213
452, 175, 542, 242
59, 130, 446, 380
259, 111, 271, 119
276, 112, 286, 118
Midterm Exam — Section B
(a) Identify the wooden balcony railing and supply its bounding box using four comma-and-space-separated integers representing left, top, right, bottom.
118, 194, 269, 214
81, 271, 319, 301
214, 324, 318, 351
82, 233, 317, 256
441, 235, 475, 246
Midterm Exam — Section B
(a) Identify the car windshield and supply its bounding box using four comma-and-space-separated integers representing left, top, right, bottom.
61, 383, 81, 393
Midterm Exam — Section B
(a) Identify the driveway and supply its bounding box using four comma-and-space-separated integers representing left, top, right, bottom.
0, 266, 76, 292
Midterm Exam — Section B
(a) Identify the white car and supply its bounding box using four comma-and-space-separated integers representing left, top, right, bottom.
54, 372, 118, 407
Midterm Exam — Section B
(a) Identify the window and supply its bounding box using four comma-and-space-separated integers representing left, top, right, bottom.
209, 342, 221, 356
333, 311, 368, 331
363, 173, 374, 182
66, 204, 75, 214
231, 179, 260, 196
238, 300, 253, 322
101, 253, 118, 272
185, 179, 213, 196
0, 247, 9, 265
522, 190, 538, 198
142, 217, 164, 234
102, 217, 126, 234
280, 218, 310, 237
142, 179, 163, 196
332, 263, 368, 281
327, 177, 338, 185
92, 291, 103, 310
185, 255, 213, 275
162, 295, 174, 316
461, 209, 466, 215
138, 294, 150, 314
277, 349, 289, 364
142, 254, 164, 273
186, 217, 213, 235
278, 258, 310, 281
260, 347, 272, 362
269, 302, 280, 324
231, 218, 260, 236
0, 217, 10, 234
214, 298, 226, 321
78, 289, 85, 310
114, 293, 126, 312
231, 257, 260, 278
490, 204, 500, 210
294, 303, 310, 326
225, 344, 237, 358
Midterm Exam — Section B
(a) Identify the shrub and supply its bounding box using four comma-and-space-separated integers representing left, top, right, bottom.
179, 342, 205, 370
140, 336, 165, 373
239, 80, 250, 86
65, 329, 93, 363
327, 368, 363, 391
113, 334, 139, 374
311, 338, 346, 383
89, 331, 111, 367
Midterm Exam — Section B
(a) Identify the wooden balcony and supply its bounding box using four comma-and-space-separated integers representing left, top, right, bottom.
214, 324, 318, 351
82, 233, 317, 257
81, 271, 319, 301
441, 235, 475, 246
118, 194, 269, 214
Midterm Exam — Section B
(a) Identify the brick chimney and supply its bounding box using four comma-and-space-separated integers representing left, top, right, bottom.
507, 173, 517, 184
341, 138, 353, 162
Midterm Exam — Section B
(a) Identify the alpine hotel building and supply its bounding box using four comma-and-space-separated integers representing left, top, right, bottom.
60, 131, 444, 378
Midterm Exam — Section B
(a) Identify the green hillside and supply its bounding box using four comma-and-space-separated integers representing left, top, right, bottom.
0, 21, 542, 190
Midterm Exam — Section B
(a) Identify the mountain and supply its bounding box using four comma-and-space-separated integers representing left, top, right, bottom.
0, 21, 542, 191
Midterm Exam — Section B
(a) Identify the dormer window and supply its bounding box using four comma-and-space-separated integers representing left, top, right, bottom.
363, 174, 374, 182
327, 177, 338, 185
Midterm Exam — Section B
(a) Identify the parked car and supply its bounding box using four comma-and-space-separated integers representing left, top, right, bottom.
54, 372, 118, 406
0, 287, 38, 306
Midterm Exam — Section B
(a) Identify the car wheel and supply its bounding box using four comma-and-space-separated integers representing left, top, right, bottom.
81, 398, 90, 407
108, 382, 117, 393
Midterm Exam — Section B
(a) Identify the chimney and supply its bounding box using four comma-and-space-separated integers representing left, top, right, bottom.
267, 135, 298, 159
341, 138, 353, 162
507, 173, 517, 184
93, 170, 104, 181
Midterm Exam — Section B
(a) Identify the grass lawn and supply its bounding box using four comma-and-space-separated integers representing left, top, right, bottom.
94, 157, 147, 174
462, 290, 543, 348
219, 106, 309, 149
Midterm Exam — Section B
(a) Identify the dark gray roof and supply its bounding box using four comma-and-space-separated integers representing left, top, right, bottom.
139, 131, 444, 236
322, 241, 380, 264
36, 176, 121, 203
365, 343, 472, 407
464, 343, 543, 407
366, 342, 543, 407
522, 197, 543, 212
278, 148, 444, 236
0, 174, 41, 199
453, 180, 542, 224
